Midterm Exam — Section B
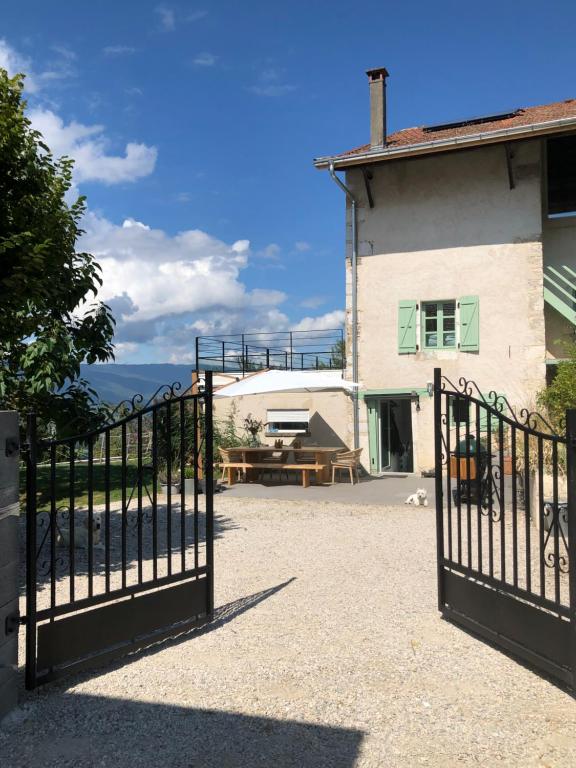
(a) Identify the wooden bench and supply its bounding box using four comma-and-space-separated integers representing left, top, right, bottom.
281, 463, 325, 488
217, 462, 326, 488
217, 462, 251, 485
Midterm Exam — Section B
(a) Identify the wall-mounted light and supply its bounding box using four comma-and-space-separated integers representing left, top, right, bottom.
411, 390, 420, 412
426, 381, 434, 398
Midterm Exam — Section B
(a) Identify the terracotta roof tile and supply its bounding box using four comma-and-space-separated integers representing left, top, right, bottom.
334, 98, 576, 160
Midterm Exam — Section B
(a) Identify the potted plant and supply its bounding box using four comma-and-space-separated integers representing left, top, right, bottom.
183, 465, 196, 494
159, 471, 180, 496
243, 413, 264, 447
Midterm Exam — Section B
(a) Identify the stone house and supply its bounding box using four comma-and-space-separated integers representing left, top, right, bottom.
314, 68, 576, 474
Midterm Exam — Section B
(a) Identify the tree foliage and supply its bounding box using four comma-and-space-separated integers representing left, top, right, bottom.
538, 345, 576, 429
0, 70, 115, 435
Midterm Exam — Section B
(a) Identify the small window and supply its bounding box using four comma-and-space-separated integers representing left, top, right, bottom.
422, 301, 456, 349
266, 409, 309, 434
547, 135, 576, 218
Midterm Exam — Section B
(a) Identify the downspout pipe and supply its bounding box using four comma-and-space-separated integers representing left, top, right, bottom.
328, 161, 359, 450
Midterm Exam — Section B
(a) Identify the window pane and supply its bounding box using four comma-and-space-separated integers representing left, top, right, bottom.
424, 303, 438, 317
426, 333, 438, 348
425, 318, 437, 332
444, 317, 455, 331
443, 332, 456, 347
548, 136, 576, 216
443, 301, 456, 316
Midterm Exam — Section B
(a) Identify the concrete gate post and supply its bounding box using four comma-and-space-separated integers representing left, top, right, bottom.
0, 411, 20, 721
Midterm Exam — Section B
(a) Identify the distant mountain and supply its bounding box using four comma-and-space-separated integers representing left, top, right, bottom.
80, 363, 195, 405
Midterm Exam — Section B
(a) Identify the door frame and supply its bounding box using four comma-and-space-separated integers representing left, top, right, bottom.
366, 393, 415, 475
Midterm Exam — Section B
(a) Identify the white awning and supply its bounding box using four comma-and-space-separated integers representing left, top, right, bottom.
213, 369, 358, 398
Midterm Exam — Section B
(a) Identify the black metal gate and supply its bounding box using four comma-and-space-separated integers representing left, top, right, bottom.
23, 373, 214, 689
434, 368, 576, 687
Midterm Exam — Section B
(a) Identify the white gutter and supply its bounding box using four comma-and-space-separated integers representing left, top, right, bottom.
315, 114, 576, 169
328, 161, 359, 450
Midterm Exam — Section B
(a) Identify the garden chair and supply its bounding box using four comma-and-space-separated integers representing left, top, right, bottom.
219, 448, 245, 484
331, 448, 362, 485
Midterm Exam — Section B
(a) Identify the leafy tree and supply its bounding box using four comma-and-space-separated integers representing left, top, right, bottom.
330, 338, 345, 369
538, 345, 576, 428
0, 70, 115, 435
318, 338, 345, 369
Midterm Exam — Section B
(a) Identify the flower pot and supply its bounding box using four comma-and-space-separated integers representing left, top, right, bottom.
184, 478, 196, 495
160, 483, 180, 496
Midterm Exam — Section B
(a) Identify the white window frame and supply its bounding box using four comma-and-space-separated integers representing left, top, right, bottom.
266, 409, 310, 435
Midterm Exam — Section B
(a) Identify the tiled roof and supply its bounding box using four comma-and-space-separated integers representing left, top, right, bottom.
331, 98, 576, 162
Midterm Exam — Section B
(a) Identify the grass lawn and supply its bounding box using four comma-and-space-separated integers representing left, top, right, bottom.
21, 462, 156, 512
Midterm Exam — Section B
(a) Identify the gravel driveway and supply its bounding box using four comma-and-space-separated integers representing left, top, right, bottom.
1, 497, 575, 767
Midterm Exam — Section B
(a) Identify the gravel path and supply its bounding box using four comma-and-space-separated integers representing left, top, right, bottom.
1, 497, 575, 767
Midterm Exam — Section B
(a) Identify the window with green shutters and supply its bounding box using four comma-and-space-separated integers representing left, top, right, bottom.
396, 296, 480, 354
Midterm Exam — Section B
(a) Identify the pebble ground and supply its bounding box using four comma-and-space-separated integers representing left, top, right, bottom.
1, 498, 575, 767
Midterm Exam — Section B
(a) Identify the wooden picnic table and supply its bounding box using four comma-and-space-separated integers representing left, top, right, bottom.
225, 446, 343, 487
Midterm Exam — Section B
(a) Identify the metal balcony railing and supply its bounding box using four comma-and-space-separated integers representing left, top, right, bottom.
195, 329, 345, 375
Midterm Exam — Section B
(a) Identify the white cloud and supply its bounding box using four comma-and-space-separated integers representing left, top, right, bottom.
193, 52, 217, 67
300, 295, 326, 309
156, 5, 176, 31
0, 38, 75, 92
0, 38, 38, 91
249, 67, 296, 97
187, 10, 208, 22
80, 212, 285, 326
294, 241, 311, 252
29, 108, 157, 184
103, 45, 136, 57
79, 213, 341, 361
292, 310, 345, 332
51, 45, 76, 61
259, 243, 281, 260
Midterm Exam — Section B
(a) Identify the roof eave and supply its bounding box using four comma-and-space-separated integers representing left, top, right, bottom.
313, 115, 576, 170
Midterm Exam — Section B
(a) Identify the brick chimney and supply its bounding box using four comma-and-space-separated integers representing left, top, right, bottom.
366, 67, 389, 148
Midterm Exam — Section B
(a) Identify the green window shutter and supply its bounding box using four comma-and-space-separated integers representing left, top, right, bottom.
398, 300, 417, 354
459, 295, 479, 352
366, 399, 380, 474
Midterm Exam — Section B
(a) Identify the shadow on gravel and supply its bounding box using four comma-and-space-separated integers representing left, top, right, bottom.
42, 578, 297, 690
2, 692, 364, 768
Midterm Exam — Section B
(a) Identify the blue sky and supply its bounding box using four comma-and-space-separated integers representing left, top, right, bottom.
2, 0, 576, 363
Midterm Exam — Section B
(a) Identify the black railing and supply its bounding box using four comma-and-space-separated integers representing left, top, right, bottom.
434, 368, 576, 688
23, 374, 214, 689
195, 329, 344, 375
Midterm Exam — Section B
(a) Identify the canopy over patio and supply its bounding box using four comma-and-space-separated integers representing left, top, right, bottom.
213, 369, 358, 398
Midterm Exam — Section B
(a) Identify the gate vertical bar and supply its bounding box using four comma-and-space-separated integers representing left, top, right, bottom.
25, 413, 38, 690
204, 371, 215, 617
434, 368, 445, 611
565, 408, 576, 688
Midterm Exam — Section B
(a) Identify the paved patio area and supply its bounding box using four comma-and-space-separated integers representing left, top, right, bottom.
1, 497, 575, 767
218, 473, 437, 506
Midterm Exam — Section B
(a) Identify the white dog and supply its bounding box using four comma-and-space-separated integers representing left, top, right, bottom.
57, 512, 103, 549
405, 488, 428, 507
